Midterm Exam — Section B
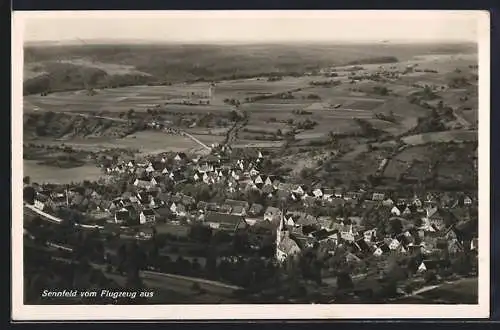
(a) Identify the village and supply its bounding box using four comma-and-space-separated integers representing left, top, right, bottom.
23, 137, 479, 302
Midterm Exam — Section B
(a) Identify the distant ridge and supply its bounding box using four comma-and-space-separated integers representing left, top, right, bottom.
24, 38, 478, 47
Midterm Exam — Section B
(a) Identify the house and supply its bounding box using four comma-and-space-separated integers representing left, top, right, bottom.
413, 196, 423, 208
344, 191, 362, 200
193, 173, 200, 182
197, 163, 214, 174
295, 213, 318, 229
312, 188, 323, 198
134, 178, 152, 189
364, 229, 377, 242
339, 224, 355, 242
170, 202, 187, 217
382, 198, 394, 207
388, 238, 401, 250
254, 175, 264, 185
261, 184, 275, 195
231, 205, 247, 216
204, 212, 247, 232
140, 209, 157, 224
263, 176, 274, 186
114, 208, 130, 224
224, 199, 250, 212
145, 163, 155, 173
50, 193, 67, 208
372, 192, 385, 201
292, 185, 306, 196
424, 207, 452, 231
373, 243, 390, 256
249, 167, 260, 177
463, 195, 473, 206
334, 188, 344, 198
345, 252, 362, 263
303, 195, 316, 207
264, 207, 281, 222
277, 182, 294, 192
396, 198, 408, 207
322, 188, 334, 201
135, 227, 154, 240
248, 203, 264, 216
129, 195, 140, 204
34, 194, 51, 211
174, 153, 188, 162
402, 206, 413, 216
391, 206, 401, 216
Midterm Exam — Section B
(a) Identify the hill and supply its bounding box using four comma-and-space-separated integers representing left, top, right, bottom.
23, 42, 477, 95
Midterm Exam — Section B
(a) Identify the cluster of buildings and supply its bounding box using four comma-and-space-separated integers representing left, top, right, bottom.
26, 143, 478, 267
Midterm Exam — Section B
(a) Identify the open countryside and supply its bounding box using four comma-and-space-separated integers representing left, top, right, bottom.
23, 39, 479, 306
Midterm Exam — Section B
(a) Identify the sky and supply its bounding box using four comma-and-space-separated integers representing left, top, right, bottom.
17, 10, 482, 44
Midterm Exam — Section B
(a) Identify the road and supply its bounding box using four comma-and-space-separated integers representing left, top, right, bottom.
452, 108, 471, 128
179, 131, 211, 151
389, 277, 478, 303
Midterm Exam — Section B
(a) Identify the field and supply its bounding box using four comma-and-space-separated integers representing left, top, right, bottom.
382, 141, 477, 189
22, 42, 479, 191
28, 131, 214, 155
24, 85, 235, 114
401, 130, 477, 145
24, 160, 104, 184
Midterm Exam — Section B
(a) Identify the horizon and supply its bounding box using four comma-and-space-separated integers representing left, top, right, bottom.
17, 10, 481, 44
23, 38, 478, 47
